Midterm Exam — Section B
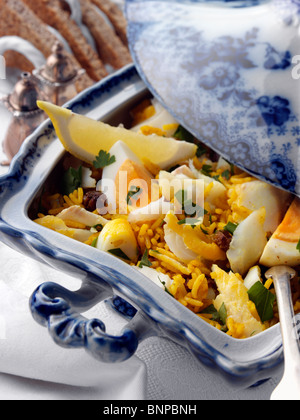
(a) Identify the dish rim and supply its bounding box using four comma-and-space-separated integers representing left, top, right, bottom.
0, 63, 289, 386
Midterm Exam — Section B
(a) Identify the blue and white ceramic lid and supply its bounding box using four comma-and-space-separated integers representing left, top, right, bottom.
126, 0, 300, 197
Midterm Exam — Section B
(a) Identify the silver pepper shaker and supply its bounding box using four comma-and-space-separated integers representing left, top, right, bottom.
33, 41, 85, 106
1, 72, 47, 166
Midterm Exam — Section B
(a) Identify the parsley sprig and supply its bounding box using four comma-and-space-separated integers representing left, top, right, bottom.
93, 150, 116, 169
62, 165, 82, 195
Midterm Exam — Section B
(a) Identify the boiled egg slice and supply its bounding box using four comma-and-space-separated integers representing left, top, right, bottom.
226, 207, 267, 276
127, 197, 174, 224
135, 266, 173, 291
260, 197, 300, 267
131, 98, 179, 137
96, 217, 138, 263
228, 180, 291, 233
97, 140, 153, 214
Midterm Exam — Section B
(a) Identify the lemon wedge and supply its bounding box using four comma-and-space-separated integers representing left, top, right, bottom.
37, 101, 197, 170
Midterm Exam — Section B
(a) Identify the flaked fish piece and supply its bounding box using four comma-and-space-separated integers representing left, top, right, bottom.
35, 215, 92, 243
57, 205, 109, 227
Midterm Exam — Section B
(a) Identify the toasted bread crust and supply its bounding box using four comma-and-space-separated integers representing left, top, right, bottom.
0, 0, 58, 56
0, 0, 131, 92
22, 0, 108, 81
80, 0, 131, 69
0, 0, 95, 91
90, 0, 128, 46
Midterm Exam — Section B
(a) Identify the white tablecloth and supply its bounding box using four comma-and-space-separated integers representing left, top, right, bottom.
0, 34, 282, 402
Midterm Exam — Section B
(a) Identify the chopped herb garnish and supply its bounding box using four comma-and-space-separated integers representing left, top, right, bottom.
247, 281, 276, 323
91, 237, 98, 248
173, 126, 208, 158
62, 165, 82, 195
218, 302, 227, 326
201, 164, 213, 176
221, 169, 231, 180
196, 144, 208, 158
158, 276, 173, 297
200, 226, 209, 235
297, 239, 300, 253
201, 303, 227, 329
126, 186, 142, 205
212, 175, 221, 183
173, 125, 194, 142
93, 150, 116, 169
139, 249, 152, 268
223, 221, 238, 235
174, 190, 206, 221
92, 224, 103, 232
108, 248, 131, 261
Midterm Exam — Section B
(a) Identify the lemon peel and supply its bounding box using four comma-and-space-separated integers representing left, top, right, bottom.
37, 101, 197, 170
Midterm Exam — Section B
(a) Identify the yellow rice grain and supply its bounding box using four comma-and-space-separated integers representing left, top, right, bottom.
63, 219, 86, 229
140, 125, 166, 137
155, 247, 179, 261
265, 278, 273, 290
151, 237, 158, 246
190, 274, 207, 300
184, 295, 204, 309
48, 207, 66, 215
151, 216, 164, 231
69, 187, 84, 205
149, 249, 191, 275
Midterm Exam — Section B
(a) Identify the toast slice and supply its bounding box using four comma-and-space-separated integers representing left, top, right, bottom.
79, 0, 132, 69
0, 0, 94, 91
90, 0, 128, 46
22, 0, 108, 81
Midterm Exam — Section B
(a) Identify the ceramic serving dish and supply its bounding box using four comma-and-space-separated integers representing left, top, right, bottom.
0, 64, 293, 388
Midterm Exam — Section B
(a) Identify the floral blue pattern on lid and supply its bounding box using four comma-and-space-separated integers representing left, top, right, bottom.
126, 0, 300, 196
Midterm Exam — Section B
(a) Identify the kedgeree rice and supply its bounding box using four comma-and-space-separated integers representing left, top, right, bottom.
34, 98, 300, 340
